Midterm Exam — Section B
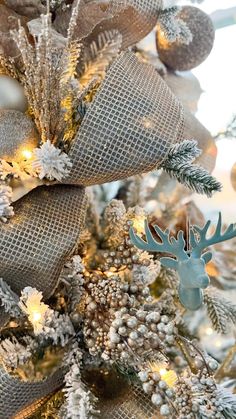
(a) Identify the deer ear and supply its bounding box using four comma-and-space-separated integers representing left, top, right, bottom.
201, 252, 213, 264
160, 257, 178, 270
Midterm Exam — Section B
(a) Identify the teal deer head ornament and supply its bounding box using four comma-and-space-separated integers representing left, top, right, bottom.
129, 213, 236, 311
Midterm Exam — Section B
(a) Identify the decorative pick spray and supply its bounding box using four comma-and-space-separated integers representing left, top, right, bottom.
130, 213, 236, 311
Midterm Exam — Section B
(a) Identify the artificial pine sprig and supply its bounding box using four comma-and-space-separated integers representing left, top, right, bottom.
161, 140, 222, 197
204, 287, 236, 334
0, 278, 21, 318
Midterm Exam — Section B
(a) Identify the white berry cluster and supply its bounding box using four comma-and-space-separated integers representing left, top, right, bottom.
106, 308, 177, 362
138, 369, 174, 416
174, 358, 221, 419
83, 274, 151, 357
102, 224, 154, 272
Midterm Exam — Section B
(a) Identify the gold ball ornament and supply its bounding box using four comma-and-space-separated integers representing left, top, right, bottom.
156, 6, 215, 71
0, 75, 28, 113
0, 110, 39, 162
231, 162, 236, 191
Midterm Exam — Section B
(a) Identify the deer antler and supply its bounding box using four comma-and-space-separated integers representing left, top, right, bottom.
190, 212, 236, 258
129, 220, 188, 260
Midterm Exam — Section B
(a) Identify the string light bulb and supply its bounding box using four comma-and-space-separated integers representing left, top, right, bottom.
150, 362, 178, 388
21, 149, 33, 160
132, 215, 146, 235
19, 287, 49, 335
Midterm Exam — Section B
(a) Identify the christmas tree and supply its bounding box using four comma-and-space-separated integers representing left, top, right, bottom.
0, 1, 235, 418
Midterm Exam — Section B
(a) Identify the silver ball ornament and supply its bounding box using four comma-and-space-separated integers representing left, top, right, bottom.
0, 110, 39, 162
0, 76, 28, 113
156, 6, 215, 71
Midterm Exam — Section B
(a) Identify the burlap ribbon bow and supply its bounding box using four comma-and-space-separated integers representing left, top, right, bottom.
0, 51, 184, 306
0, 367, 64, 419
65, 51, 184, 185
0, 50, 185, 419
0, 3, 213, 418
54, 0, 163, 49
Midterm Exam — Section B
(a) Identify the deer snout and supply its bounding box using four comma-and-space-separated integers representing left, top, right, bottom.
197, 274, 210, 289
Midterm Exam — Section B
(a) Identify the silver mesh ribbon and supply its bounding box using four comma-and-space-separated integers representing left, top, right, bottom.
164, 71, 217, 172
65, 51, 184, 186
54, 0, 162, 50
0, 367, 64, 419
97, 383, 159, 419
179, 109, 217, 172
0, 185, 87, 299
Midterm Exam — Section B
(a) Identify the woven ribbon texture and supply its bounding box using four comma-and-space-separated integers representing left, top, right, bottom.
54, 0, 162, 49
66, 51, 184, 186
0, 185, 87, 299
0, 367, 64, 419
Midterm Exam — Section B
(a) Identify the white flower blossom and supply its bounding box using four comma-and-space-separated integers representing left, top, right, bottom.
0, 184, 14, 222
32, 140, 72, 181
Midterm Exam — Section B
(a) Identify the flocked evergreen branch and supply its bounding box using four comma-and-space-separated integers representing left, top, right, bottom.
19, 287, 75, 345
160, 140, 222, 197
0, 278, 21, 317
62, 342, 99, 419
0, 184, 14, 222
157, 266, 179, 291
165, 139, 201, 163
80, 30, 122, 87
216, 385, 236, 419
158, 7, 193, 44
204, 287, 236, 334
0, 336, 34, 369
41, 311, 75, 347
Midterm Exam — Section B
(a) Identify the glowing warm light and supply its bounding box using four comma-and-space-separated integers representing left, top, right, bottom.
32, 311, 42, 322
159, 368, 167, 376
215, 339, 223, 348
132, 216, 146, 235
21, 149, 33, 160
19, 288, 49, 335
205, 327, 213, 336
142, 116, 155, 129
150, 362, 178, 388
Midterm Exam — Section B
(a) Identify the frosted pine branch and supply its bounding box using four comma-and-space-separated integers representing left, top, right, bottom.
158, 7, 193, 44
133, 255, 161, 285
166, 140, 201, 163
0, 278, 21, 317
19, 286, 75, 345
157, 267, 179, 291
0, 336, 34, 369
163, 162, 222, 197
42, 311, 75, 347
80, 30, 122, 87
204, 287, 236, 334
0, 184, 14, 222
161, 141, 222, 196
63, 256, 85, 311
32, 140, 72, 181
63, 343, 99, 419
216, 385, 236, 418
